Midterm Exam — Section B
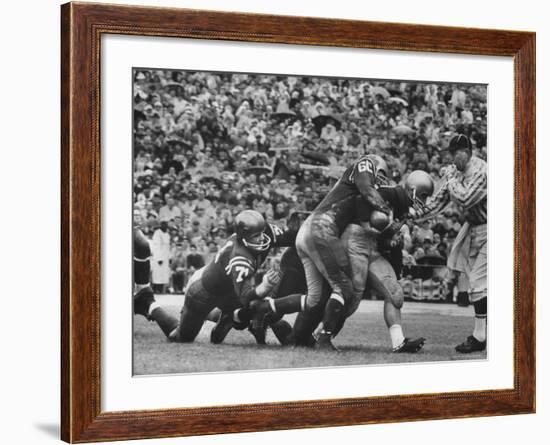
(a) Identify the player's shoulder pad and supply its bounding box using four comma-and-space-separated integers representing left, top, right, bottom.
355, 156, 376, 174
348, 156, 376, 182
224, 254, 254, 276
266, 223, 284, 243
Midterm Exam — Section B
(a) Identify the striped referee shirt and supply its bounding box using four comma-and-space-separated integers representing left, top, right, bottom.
418, 156, 487, 225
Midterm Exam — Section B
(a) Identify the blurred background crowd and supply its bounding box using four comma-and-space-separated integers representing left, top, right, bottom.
133, 69, 487, 301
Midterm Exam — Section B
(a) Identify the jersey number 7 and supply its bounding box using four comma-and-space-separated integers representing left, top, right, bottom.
235, 266, 249, 283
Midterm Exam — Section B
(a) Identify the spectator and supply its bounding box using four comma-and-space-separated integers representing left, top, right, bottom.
133, 70, 487, 301
151, 221, 171, 293
170, 245, 187, 293
159, 195, 182, 222
414, 220, 434, 244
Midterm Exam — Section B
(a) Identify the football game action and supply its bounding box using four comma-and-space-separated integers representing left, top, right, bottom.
132, 69, 487, 375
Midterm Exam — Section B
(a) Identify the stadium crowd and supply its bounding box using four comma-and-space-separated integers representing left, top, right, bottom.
133, 69, 487, 300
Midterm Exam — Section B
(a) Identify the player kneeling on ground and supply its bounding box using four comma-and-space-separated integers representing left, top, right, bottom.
133, 210, 279, 343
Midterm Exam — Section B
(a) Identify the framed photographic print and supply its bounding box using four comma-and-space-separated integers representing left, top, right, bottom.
61, 2, 535, 443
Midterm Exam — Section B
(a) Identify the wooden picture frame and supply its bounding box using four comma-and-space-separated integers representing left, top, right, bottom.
61, 2, 535, 442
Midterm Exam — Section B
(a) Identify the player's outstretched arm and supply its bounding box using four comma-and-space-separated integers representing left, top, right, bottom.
231, 265, 280, 307
354, 159, 391, 213
412, 180, 450, 221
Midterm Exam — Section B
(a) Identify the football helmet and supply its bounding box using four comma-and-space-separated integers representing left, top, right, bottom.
404, 170, 434, 206
365, 154, 390, 185
235, 210, 271, 253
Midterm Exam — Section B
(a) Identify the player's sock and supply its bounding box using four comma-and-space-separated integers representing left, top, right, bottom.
293, 310, 320, 346
134, 250, 151, 287
270, 319, 293, 345
149, 304, 179, 338
320, 293, 345, 336
272, 293, 305, 314
233, 307, 252, 323
389, 324, 405, 349
230, 307, 252, 330
332, 317, 346, 337
472, 297, 487, 342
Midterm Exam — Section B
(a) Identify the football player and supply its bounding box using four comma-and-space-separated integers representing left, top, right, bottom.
285, 153, 392, 350
250, 166, 434, 352
337, 169, 434, 352
133, 210, 294, 343
132, 213, 156, 322
248, 243, 308, 345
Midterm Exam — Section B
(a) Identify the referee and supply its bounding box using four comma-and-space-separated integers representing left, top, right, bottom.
413, 134, 487, 353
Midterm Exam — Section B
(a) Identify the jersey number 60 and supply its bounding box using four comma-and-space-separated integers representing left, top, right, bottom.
357, 159, 375, 174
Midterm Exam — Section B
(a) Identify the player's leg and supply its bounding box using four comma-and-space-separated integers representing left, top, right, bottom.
268, 318, 294, 345
292, 222, 331, 347
456, 272, 470, 307
327, 224, 372, 338
249, 263, 308, 324
134, 229, 151, 291
173, 304, 211, 342
309, 217, 355, 349
456, 225, 487, 353
368, 255, 425, 353
267, 249, 309, 316
171, 278, 218, 342
210, 304, 254, 344
133, 228, 157, 317
146, 271, 214, 343
207, 307, 222, 322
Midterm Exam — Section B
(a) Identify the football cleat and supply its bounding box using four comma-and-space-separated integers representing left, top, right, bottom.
210, 312, 234, 344
133, 286, 155, 319
393, 337, 426, 353
455, 335, 486, 353
314, 332, 340, 352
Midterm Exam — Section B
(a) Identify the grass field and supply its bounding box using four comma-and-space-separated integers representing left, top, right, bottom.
133, 296, 486, 375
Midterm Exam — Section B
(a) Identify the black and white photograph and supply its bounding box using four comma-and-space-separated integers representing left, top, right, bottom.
132, 68, 488, 375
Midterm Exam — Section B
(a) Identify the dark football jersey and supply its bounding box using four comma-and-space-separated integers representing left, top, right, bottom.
200, 223, 297, 306
353, 185, 412, 224
313, 156, 390, 233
